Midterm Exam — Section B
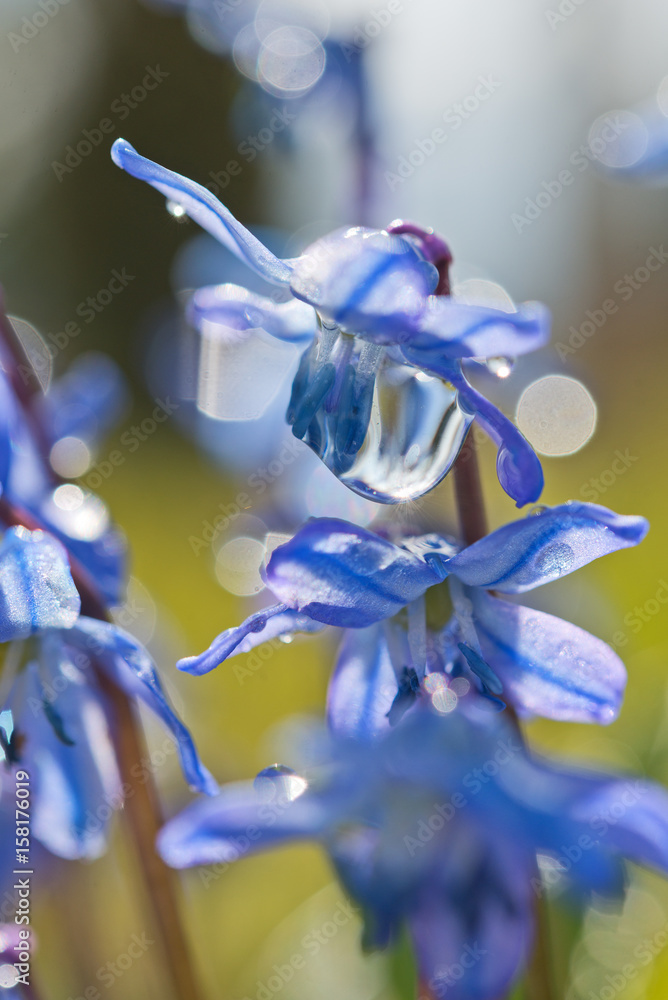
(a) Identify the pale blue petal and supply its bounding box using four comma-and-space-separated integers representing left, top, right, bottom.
412, 299, 550, 359
265, 518, 444, 627
189, 284, 317, 343
571, 781, 668, 875
157, 780, 330, 868
446, 502, 649, 593
0, 528, 80, 641
289, 227, 437, 338
177, 605, 323, 676
471, 591, 626, 723
111, 139, 293, 285
327, 624, 398, 740
70, 618, 217, 796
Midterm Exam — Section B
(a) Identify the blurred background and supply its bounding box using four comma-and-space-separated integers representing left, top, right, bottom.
3, 0, 668, 997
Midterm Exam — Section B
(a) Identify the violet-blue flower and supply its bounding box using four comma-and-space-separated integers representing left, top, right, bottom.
156, 706, 668, 1000
111, 139, 550, 506
177, 502, 648, 726
0, 527, 216, 860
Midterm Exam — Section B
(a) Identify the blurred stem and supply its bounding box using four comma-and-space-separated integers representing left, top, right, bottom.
452, 434, 554, 1000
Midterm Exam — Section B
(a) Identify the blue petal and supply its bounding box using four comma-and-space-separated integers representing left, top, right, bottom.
327, 624, 398, 740
445, 501, 649, 593
289, 227, 437, 338
157, 780, 330, 868
177, 604, 324, 676
70, 618, 217, 796
189, 283, 317, 343
412, 299, 550, 359
38, 352, 129, 450
111, 139, 293, 285
0, 527, 80, 640
0, 369, 18, 492
409, 845, 533, 1000
8, 651, 121, 860
471, 590, 626, 723
265, 518, 445, 627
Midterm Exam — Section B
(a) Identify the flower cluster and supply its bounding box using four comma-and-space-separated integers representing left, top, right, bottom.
107, 132, 668, 999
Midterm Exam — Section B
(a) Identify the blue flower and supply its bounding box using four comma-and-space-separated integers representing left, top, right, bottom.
177, 502, 648, 726
0, 527, 216, 860
156, 706, 668, 1000
111, 139, 550, 506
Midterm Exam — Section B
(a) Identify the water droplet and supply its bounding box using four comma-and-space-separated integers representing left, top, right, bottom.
301, 357, 472, 503
166, 199, 187, 221
534, 542, 574, 578
254, 764, 308, 803
486, 356, 515, 379
527, 504, 549, 517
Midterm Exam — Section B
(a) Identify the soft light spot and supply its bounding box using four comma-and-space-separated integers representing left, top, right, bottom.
486, 357, 514, 379
50, 485, 109, 540
50, 436, 91, 478
166, 199, 187, 220
516, 375, 596, 456
257, 26, 326, 97
588, 111, 648, 168
453, 278, 515, 312
0, 965, 19, 989
424, 674, 457, 714
215, 536, 266, 596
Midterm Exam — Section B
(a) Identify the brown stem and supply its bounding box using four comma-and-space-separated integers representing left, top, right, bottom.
0, 499, 205, 997
452, 434, 554, 1000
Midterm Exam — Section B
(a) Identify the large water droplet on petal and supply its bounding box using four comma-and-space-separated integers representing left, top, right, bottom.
254, 764, 308, 803
302, 362, 472, 503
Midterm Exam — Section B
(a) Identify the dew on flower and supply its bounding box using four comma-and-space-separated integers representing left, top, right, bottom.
533, 542, 574, 578
49, 435, 91, 478
486, 357, 514, 379
254, 763, 308, 802
166, 199, 187, 220
516, 375, 597, 456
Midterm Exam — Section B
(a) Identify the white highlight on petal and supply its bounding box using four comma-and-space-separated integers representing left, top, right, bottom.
516, 375, 596, 457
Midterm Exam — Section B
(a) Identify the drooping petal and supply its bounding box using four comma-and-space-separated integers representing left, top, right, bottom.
445, 502, 649, 593
412, 298, 550, 359
265, 518, 445, 627
69, 618, 217, 796
327, 623, 398, 740
289, 227, 438, 339
189, 284, 318, 343
177, 604, 324, 676
0, 527, 80, 641
471, 590, 626, 724
111, 139, 293, 285
8, 652, 121, 860
157, 779, 330, 868
409, 849, 533, 1000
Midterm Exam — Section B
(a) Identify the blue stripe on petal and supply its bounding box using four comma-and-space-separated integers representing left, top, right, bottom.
412, 299, 551, 359
471, 590, 626, 724
327, 624, 398, 740
189, 284, 317, 344
446, 502, 649, 593
70, 618, 217, 796
111, 139, 293, 285
265, 519, 444, 628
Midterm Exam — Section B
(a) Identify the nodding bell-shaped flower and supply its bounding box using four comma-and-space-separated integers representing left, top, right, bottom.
111, 139, 551, 506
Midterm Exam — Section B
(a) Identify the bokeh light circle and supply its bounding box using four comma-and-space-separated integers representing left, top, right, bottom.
516, 375, 597, 456
588, 110, 648, 169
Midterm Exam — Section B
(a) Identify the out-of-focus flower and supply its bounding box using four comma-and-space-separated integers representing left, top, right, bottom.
157, 706, 668, 1000
177, 502, 648, 726
0, 527, 216, 860
112, 140, 550, 506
